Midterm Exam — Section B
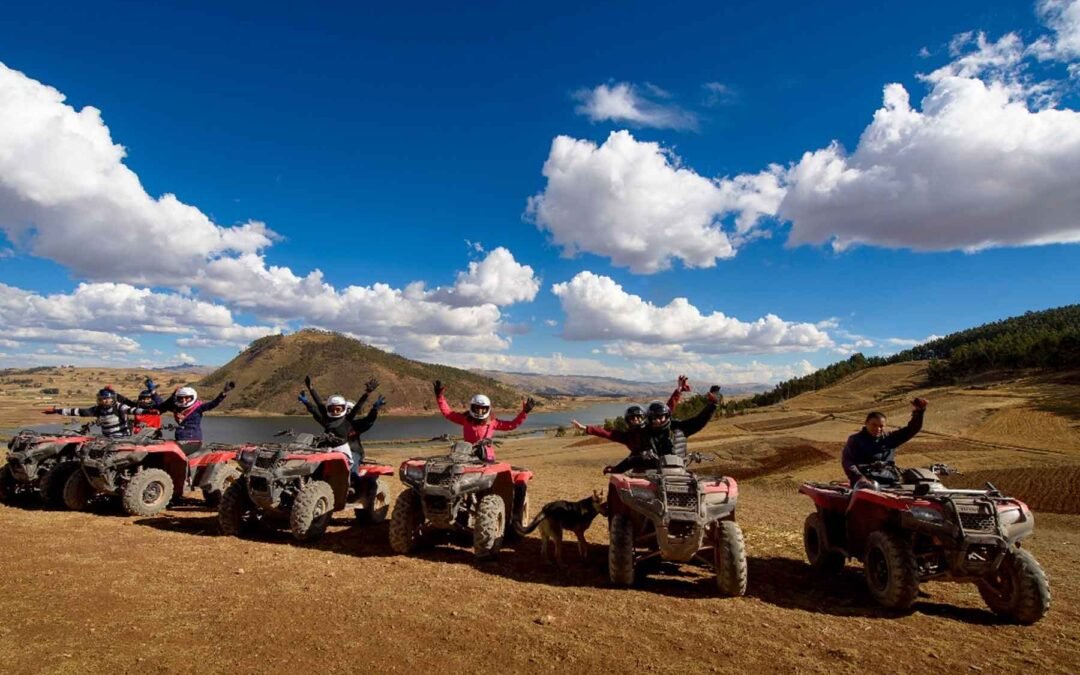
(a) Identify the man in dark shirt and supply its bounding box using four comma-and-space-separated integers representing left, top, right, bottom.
841, 398, 928, 485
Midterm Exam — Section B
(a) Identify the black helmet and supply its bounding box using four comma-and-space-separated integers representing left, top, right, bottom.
137, 389, 154, 405
96, 388, 117, 408
623, 405, 646, 429
646, 401, 670, 429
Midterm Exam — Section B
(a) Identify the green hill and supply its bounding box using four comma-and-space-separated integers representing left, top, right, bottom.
198, 329, 525, 415
746, 304, 1080, 409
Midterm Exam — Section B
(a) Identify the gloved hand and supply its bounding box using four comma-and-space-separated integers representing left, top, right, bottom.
365, 379, 379, 393
522, 397, 536, 413
43, 407, 60, 415
297, 391, 308, 404
304, 375, 312, 389
912, 397, 929, 411
708, 384, 721, 403
678, 375, 691, 392
570, 419, 586, 431
223, 381, 236, 393
602, 466, 614, 475
433, 380, 444, 397
144, 378, 157, 391
372, 395, 387, 411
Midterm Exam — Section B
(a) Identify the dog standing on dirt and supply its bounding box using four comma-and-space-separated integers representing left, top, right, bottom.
514, 491, 608, 567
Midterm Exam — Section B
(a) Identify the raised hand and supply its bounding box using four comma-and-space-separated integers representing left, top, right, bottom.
304, 375, 312, 389
707, 384, 721, 403
365, 378, 379, 393
522, 397, 536, 413
570, 419, 586, 431
433, 380, 444, 397
223, 381, 236, 393
372, 395, 387, 411
912, 397, 929, 411
297, 391, 308, 404
678, 375, 691, 392
145, 378, 157, 391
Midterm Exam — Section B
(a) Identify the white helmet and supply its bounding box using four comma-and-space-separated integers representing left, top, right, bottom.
327, 394, 348, 418
469, 394, 491, 420
176, 386, 197, 409
345, 400, 355, 414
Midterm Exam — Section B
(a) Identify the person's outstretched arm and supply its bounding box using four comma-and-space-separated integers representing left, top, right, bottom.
200, 382, 235, 413
305, 376, 326, 417
347, 379, 378, 422
434, 381, 468, 426
494, 397, 534, 431
353, 396, 385, 434
44, 405, 95, 418
886, 399, 927, 448
672, 386, 720, 437
298, 391, 322, 422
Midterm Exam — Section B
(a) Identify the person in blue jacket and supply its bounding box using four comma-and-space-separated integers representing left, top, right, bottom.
153, 382, 236, 454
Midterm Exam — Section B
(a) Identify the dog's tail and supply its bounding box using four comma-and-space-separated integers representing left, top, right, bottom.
514, 511, 546, 536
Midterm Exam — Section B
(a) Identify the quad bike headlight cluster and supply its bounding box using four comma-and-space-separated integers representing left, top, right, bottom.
404, 465, 424, 481
908, 506, 945, 523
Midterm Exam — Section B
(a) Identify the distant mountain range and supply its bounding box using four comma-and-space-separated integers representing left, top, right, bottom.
475, 370, 769, 398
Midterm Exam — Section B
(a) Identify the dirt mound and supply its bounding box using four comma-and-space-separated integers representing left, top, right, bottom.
734, 414, 823, 433
699, 443, 834, 481
944, 465, 1080, 515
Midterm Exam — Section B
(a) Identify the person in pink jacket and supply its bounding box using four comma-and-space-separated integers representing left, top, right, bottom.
434, 379, 535, 460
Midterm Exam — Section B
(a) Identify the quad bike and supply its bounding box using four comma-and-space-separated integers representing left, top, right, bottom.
0, 425, 95, 506
799, 462, 1050, 624
65, 428, 242, 517
605, 452, 747, 596
390, 440, 532, 559
218, 431, 394, 542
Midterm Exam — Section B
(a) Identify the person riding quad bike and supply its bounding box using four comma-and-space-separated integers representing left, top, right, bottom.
434, 380, 534, 461
43, 387, 139, 438
842, 398, 928, 486
570, 375, 693, 469
298, 375, 379, 469
152, 382, 236, 454
116, 378, 164, 433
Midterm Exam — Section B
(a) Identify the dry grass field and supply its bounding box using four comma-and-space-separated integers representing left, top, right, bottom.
2, 362, 1079, 674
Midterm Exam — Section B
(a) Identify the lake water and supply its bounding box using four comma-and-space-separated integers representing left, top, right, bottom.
10, 401, 632, 444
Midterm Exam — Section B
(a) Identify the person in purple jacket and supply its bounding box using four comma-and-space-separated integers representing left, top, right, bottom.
152, 382, 236, 454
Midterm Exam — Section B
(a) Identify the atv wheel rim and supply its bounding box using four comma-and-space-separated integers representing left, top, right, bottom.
143, 481, 164, 504
314, 497, 330, 518
868, 548, 889, 591
986, 566, 1015, 604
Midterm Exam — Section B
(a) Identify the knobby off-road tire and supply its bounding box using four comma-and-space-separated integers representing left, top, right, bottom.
290, 480, 335, 542
357, 477, 390, 525
473, 493, 505, 559
202, 466, 241, 509
63, 469, 93, 511
863, 530, 919, 610
218, 479, 255, 537
504, 487, 529, 544
389, 489, 425, 554
40, 461, 79, 508
977, 547, 1051, 625
804, 512, 845, 574
714, 520, 749, 597
0, 465, 17, 503
609, 513, 635, 586
123, 469, 174, 517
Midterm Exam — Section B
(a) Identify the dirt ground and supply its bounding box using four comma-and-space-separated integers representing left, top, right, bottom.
2, 363, 1079, 674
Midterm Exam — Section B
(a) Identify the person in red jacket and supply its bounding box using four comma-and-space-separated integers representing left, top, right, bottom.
434, 380, 534, 461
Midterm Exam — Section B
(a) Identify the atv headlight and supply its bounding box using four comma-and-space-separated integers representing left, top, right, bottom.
405, 465, 424, 481
629, 486, 655, 501
909, 506, 944, 523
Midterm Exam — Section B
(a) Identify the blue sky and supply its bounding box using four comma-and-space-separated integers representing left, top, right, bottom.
1, 0, 1079, 384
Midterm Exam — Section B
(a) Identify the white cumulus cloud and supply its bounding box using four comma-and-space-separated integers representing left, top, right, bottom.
430, 247, 540, 307
550, 271, 833, 354
527, 131, 784, 274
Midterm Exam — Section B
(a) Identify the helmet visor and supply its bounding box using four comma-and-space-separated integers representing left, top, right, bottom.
470, 404, 490, 418
328, 404, 346, 417
96, 396, 115, 407
626, 413, 645, 426
176, 395, 195, 407
138, 395, 154, 406
649, 413, 670, 427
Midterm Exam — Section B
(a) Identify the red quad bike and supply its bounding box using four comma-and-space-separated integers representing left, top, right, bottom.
64, 429, 242, 517
390, 440, 532, 560
799, 462, 1050, 624
606, 452, 747, 596
218, 431, 395, 542
0, 425, 95, 506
